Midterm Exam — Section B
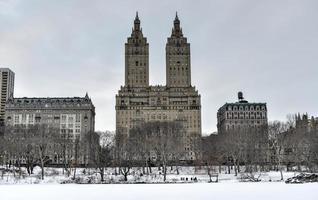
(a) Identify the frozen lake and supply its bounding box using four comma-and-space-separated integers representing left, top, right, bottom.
1, 182, 317, 200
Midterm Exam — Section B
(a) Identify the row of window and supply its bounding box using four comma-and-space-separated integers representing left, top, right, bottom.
227, 105, 266, 111
226, 112, 267, 119
134, 61, 147, 66
226, 123, 265, 130
169, 66, 188, 71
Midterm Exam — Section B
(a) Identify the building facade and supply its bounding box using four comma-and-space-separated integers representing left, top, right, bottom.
217, 92, 268, 134
116, 13, 201, 160
0, 68, 15, 125
5, 93, 95, 140
295, 113, 318, 133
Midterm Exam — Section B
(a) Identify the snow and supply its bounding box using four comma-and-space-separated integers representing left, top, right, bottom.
0, 182, 317, 200
0, 166, 317, 199
0, 166, 301, 184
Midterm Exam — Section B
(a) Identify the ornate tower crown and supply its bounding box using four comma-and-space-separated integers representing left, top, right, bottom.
125, 12, 149, 87
133, 12, 141, 31
130, 12, 144, 40
166, 12, 191, 87
172, 12, 183, 38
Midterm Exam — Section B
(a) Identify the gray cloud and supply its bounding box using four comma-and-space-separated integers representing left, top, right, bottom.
1, 0, 317, 134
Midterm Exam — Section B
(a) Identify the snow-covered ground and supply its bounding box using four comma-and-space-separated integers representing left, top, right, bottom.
0, 166, 302, 184
0, 182, 317, 200
1, 166, 317, 199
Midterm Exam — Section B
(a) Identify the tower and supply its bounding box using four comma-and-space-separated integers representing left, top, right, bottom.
0, 68, 14, 125
116, 13, 202, 160
125, 12, 149, 87
166, 13, 191, 87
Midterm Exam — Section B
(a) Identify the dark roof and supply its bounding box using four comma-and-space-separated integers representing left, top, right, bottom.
6, 95, 94, 109
218, 102, 267, 112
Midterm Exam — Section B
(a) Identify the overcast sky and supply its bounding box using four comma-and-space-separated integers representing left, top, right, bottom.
1, 0, 317, 134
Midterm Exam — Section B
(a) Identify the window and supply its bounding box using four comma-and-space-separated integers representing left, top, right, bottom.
28, 114, 34, 124
75, 114, 81, 123
61, 115, 67, 122
68, 116, 74, 123
14, 115, 20, 124
22, 114, 26, 123
35, 116, 41, 123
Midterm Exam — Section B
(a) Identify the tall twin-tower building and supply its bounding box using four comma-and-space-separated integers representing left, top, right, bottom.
116, 13, 201, 159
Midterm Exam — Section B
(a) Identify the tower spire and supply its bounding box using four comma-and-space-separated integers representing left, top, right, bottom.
134, 11, 141, 31
175, 11, 179, 21
135, 11, 139, 21
174, 11, 180, 26
172, 11, 182, 37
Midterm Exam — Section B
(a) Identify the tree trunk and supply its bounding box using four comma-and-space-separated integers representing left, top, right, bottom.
238, 163, 241, 173
208, 167, 212, 182
100, 168, 104, 182
163, 165, 167, 182
124, 173, 128, 181
120, 167, 130, 182
114, 167, 117, 176
41, 159, 44, 180
73, 166, 77, 180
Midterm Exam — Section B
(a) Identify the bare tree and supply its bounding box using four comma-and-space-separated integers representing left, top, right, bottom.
114, 129, 133, 181
127, 125, 153, 174
202, 134, 223, 182
86, 131, 113, 182
58, 133, 73, 176
268, 121, 288, 180
145, 121, 185, 182
29, 124, 59, 180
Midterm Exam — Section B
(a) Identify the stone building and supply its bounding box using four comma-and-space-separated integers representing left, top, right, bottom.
0, 68, 15, 125
278, 114, 318, 168
4, 93, 96, 165
5, 93, 95, 139
295, 113, 318, 133
217, 92, 268, 134
116, 13, 201, 160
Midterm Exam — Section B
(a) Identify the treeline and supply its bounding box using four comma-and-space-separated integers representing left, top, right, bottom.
1, 119, 317, 182
0, 124, 99, 180
202, 121, 318, 181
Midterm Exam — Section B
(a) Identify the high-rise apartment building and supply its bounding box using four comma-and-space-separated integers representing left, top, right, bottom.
0, 68, 15, 125
116, 13, 201, 160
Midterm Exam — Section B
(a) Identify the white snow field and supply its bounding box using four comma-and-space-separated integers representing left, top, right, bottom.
0, 182, 317, 200
1, 167, 317, 200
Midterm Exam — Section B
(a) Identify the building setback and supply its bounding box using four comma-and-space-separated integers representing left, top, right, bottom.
217, 92, 268, 134
0, 68, 15, 125
116, 13, 201, 160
